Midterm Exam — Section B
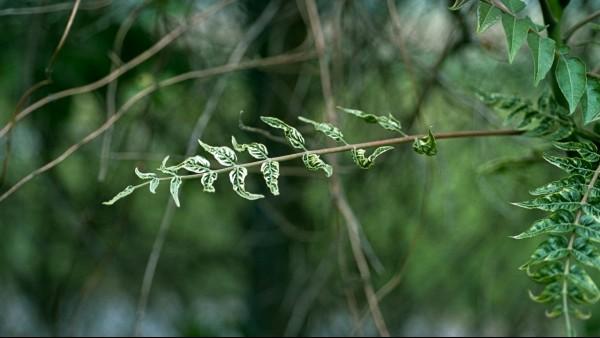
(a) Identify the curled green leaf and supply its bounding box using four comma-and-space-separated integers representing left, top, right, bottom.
337, 107, 405, 135
302, 153, 332, 177
135, 167, 157, 180
170, 176, 182, 207
231, 136, 268, 160
201, 172, 217, 193
149, 178, 160, 194
229, 166, 264, 200
351, 146, 394, 169
103, 185, 136, 205
412, 130, 437, 156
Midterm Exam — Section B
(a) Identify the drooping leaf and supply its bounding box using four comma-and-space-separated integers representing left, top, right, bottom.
554, 141, 600, 163
261, 160, 280, 196
229, 166, 264, 200
512, 210, 575, 239
337, 107, 405, 134
501, 14, 530, 64
260, 116, 306, 150
198, 140, 237, 167
543, 154, 596, 176
302, 153, 333, 177
135, 167, 157, 180
351, 146, 394, 169
529, 282, 562, 303
476, 2, 502, 33
201, 172, 217, 193
568, 264, 600, 302
527, 33, 555, 86
149, 178, 160, 194
512, 187, 582, 212
158, 155, 177, 175
524, 236, 569, 267
449, 0, 471, 10
501, 0, 526, 13
556, 54, 587, 114
231, 136, 268, 160
412, 129, 437, 156
583, 78, 600, 124
103, 185, 136, 205
298, 116, 346, 143
170, 176, 182, 207
524, 262, 564, 283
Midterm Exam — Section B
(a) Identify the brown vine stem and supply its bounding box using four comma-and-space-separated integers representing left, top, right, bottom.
120, 129, 524, 190
564, 10, 600, 43
562, 161, 600, 337
0, 0, 237, 139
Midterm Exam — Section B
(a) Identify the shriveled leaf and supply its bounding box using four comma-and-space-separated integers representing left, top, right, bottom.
260, 116, 306, 150
527, 33, 555, 86
198, 140, 237, 167
412, 129, 437, 156
261, 160, 280, 196
351, 146, 394, 169
556, 54, 587, 114
229, 166, 264, 200
231, 136, 268, 160
149, 178, 160, 194
135, 167, 157, 180
201, 172, 217, 193
501, 14, 530, 64
103, 185, 136, 205
554, 141, 600, 163
476, 2, 501, 33
529, 282, 561, 303
170, 176, 182, 207
298, 116, 346, 143
302, 153, 333, 177
584, 78, 600, 124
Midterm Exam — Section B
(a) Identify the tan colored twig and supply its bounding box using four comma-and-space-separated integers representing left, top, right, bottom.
0, 0, 237, 139
46, 0, 82, 74
0, 0, 111, 16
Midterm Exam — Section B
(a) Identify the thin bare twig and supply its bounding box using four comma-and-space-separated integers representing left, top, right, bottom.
0, 51, 317, 204
98, 1, 150, 181
565, 10, 600, 42
46, 0, 82, 75
0, 0, 111, 16
0, 0, 237, 139
303, 0, 390, 335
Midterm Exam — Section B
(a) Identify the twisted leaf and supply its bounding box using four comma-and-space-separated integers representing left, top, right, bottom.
351, 146, 394, 169
170, 176, 182, 207
229, 166, 264, 200
413, 130, 437, 156
201, 172, 217, 193
260, 116, 306, 149
302, 153, 333, 177
337, 107, 405, 134
103, 185, 135, 205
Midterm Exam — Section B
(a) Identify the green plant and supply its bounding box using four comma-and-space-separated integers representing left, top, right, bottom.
101, 0, 600, 335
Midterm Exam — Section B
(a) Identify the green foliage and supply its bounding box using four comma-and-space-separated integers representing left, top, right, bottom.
477, 2, 501, 33
584, 79, 600, 124
104, 109, 413, 205
501, 14, 530, 64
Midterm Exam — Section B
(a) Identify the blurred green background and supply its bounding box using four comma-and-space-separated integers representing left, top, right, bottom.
1, 0, 600, 336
